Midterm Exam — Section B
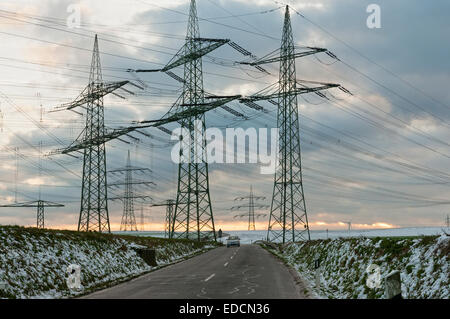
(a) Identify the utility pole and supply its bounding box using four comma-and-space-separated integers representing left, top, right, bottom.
239, 6, 341, 243
108, 150, 154, 231
231, 185, 268, 231
150, 200, 175, 238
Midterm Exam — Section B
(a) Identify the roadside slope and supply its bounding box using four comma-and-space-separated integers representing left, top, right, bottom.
263, 234, 449, 299
0, 225, 218, 299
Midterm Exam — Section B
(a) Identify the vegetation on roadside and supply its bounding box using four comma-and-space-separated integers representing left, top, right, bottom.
0, 225, 219, 299
262, 234, 449, 299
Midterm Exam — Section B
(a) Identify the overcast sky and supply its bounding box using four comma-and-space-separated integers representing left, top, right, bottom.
0, 0, 449, 231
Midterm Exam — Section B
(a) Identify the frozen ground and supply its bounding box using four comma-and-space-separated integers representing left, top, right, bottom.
0, 226, 217, 299
267, 233, 449, 299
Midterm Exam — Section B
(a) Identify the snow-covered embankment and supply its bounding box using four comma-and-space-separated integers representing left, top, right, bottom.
0, 225, 218, 298
264, 234, 449, 299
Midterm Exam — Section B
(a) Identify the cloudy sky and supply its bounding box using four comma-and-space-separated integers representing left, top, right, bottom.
0, 0, 449, 231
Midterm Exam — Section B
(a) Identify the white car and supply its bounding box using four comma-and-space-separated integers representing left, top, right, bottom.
226, 236, 240, 248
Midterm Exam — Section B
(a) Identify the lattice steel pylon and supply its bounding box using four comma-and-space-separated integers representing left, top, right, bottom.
171, 0, 216, 241
108, 150, 154, 231
266, 6, 339, 243
0, 142, 65, 229
231, 186, 268, 231
77, 35, 110, 233
121, 151, 136, 231
150, 200, 175, 238
0, 200, 64, 229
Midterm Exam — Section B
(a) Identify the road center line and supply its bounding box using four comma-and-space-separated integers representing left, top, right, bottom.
204, 274, 215, 282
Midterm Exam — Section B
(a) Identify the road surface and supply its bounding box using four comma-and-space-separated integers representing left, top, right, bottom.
84, 244, 310, 299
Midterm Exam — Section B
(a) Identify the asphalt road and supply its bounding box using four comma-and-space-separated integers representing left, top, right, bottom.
84, 244, 310, 299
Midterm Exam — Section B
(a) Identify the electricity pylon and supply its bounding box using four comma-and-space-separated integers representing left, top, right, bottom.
139, 204, 145, 231
240, 6, 341, 243
231, 185, 268, 231
133, 0, 240, 241
108, 150, 154, 231
0, 142, 64, 228
150, 200, 175, 238
0, 200, 64, 229
52, 35, 131, 233
170, 0, 219, 241
78, 35, 110, 233
172, 0, 212, 241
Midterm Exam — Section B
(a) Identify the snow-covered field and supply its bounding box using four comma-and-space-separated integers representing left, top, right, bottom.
0, 226, 217, 299
123, 226, 448, 244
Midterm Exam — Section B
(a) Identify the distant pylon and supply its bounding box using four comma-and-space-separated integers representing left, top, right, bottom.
121, 151, 137, 231
151, 200, 175, 238
37, 200, 45, 228
171, 0, 216, 241
165, 200, 174, 238
140, 204, 145, 231
231, 186, 268, 231
0, 200, 64, 229
108, 150, 154, 231
78, 35, 110, 233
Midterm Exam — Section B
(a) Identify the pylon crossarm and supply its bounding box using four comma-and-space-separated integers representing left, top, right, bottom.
109, 195, 152, 201
51, 81, 130, 112
241, 83, 340, 102
108, 167, 152, 174
203, 95, 246, 117
56, 94, 238, 155
138, 95, 241, 125
107, 181, 155, 187
0, 200, 64, 208
163, 39, 229, 72
234, 196, 266, 201
133, 38, 229, 74
57, 126, 136, 154
180, 95, 241, 107
231, 205, 269, 210
240, 46, 327, 66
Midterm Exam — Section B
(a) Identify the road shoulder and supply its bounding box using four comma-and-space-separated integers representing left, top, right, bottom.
258, 244, 317, 299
